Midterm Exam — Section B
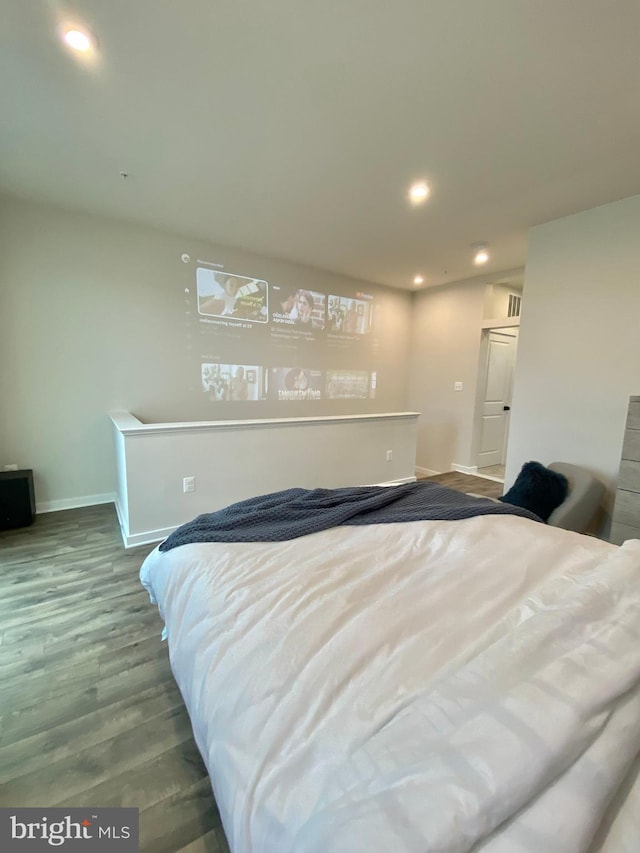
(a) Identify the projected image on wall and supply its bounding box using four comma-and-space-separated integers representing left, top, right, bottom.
325, 370, 372, 399
271, 287, 326, 330
184, 260, 396, 414
327, 295, 373, 335
269, 367, 323, 401
201, 363, 265, 401
197, 267, 268, 323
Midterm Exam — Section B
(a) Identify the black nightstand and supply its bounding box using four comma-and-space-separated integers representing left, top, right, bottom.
0, 469, 36, 529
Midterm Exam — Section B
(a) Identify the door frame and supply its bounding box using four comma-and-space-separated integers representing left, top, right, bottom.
471, 319, 520, 476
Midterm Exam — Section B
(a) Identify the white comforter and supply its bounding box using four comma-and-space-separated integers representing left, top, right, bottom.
140, 515, 640, 853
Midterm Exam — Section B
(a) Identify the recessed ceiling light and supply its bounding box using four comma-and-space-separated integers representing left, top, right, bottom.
413, 275, 424, 285
62, 27, 94, 53
408, 181, 430, 205
472, 242, 490, 265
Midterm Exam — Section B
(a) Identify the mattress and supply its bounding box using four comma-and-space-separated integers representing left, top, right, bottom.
140, 513, 640, 852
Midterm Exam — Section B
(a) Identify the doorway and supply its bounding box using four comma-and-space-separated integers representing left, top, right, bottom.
475, 328, 519, 481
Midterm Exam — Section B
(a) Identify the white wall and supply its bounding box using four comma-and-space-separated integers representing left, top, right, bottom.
483, 283, 522, 320
111, 411, 419, 547
0, 195, 413, 510
506, 194, 640, 531
408, 279, 486, 474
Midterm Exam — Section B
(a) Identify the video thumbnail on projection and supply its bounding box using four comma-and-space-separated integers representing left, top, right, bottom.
269, 368, 323, 401
271, 287, 326, 329
197, 267, 268, 322
201, 363, 264, 401
327, 295, 372, 334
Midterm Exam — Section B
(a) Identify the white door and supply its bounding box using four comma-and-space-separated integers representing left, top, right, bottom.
477, 331, 517, 468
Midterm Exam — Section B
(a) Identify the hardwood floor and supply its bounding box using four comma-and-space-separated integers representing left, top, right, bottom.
0, 504, 229, 853
477, 464, 505, 481
419, 471, 504, 499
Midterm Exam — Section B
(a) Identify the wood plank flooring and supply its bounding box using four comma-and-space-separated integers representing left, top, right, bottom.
0, 504, 229, 853
419, 470, 504, 499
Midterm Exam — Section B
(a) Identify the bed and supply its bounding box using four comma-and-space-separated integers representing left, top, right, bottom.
139, 482, 640, 852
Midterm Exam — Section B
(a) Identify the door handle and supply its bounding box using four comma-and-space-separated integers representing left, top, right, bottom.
503, 405, 511, 411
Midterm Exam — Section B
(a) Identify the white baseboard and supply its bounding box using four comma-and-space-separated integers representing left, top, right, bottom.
451, 463, 479, 475
113, 498, 172, 549
474, 473, 505, 483
36, 492, 116, 514
415, 466, 440, 477
122, 526, 176, 549
114, 498, 129, 543
371, 476, 417, 487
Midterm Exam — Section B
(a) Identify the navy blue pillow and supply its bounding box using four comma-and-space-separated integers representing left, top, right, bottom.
499, 461, 568, 522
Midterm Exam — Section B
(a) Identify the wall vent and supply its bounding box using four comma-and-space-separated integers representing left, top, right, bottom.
508, 293, 521, 318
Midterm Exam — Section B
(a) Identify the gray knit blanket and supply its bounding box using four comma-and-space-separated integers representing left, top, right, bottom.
158, 482, 540, 550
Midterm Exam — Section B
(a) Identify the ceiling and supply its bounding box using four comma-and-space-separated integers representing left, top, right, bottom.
1, 1, 639, 291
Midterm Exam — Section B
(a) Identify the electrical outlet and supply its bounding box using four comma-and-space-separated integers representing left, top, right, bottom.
183, 476, 196, 493
3, 463, 18, 471
454, 381, 463, 391
386, 450, 393, 461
